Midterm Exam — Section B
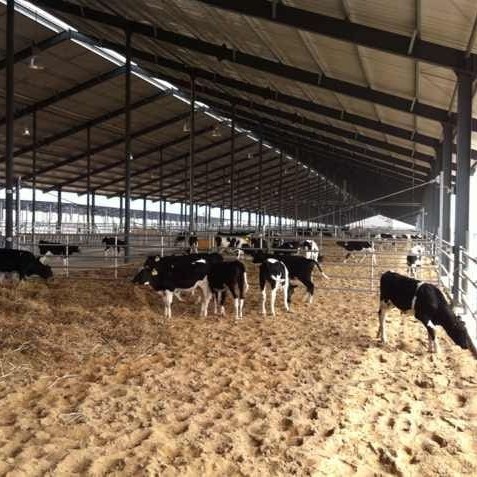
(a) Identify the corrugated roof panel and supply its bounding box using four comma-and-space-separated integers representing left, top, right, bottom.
421, 0, 477, 51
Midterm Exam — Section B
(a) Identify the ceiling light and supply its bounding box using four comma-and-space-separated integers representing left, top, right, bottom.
212, 125, 221, 138
22, 126, 31, 137
28, 55, 45, 71
183, 120, 190, 132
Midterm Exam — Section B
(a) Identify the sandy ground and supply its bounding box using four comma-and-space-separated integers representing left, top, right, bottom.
0, 245, 476, 476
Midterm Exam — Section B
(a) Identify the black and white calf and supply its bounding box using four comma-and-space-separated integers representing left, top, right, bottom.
253, 252, 328, 305
142, 252, 223, 271
259, 258, 289, 316
215, 234, 250, 258
378, 271, 476, 356
0, 249, 53, 280
38, 240, 80, 265
300, 239, 321, 261
406, 245, 424, 277
132, 259, 211, 318
336, 240, 376, 264
208, 261, 249, 319
102, 236, 126, 256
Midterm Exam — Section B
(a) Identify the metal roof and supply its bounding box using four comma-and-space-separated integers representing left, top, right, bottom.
3, 0, 477, 224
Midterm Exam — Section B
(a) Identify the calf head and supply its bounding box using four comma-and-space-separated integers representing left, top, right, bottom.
132, 267, 156, 285
447, 313, 474, 352
251, 250, 267, 264
28, 259, 53, 279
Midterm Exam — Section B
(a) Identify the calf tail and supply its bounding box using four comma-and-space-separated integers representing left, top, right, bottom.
313, 260, 329, 280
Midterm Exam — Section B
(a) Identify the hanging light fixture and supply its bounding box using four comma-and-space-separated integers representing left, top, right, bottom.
212, 124, 221, 138
28, 55, 45, 71
183, 120, 190, 132
22, 125, 31, 137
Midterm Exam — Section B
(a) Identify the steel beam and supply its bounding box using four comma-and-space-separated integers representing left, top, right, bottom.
31, 111, 37, 239
36, 112, 190, 185
86, 127, 91, 232
0, 30, 71, 70
4, 91, 170, 162
34, 2, 457, 125
197, 0, 477, 73
56, 187, 62, 233
0, 66, 125, 128
5, 0, 15, 249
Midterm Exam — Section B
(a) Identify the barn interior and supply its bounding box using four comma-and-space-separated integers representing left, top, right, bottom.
0, 1, 476, 475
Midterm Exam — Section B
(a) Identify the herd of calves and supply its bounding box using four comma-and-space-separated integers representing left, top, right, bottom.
0, 235, 475, 359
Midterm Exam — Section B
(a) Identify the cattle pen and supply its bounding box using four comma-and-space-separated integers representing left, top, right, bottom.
1, 1, 477, 476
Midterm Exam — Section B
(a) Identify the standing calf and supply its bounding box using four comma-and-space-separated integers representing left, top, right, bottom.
259, 258, 290, 317
208, 261, 249, 319
378, 271, 476, 357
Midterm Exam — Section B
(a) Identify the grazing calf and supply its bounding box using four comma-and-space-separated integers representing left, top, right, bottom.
0, 249, 53, 280
132, 259, 211, 318
208, 261, 249, 319
175, 233, 200, 252
406, 245, 424, 277
378, 271, 475, 356
38, 240, 80, 265
259, 258, 289, 317
336, 240, 376, 264
102, 236, 126, 255
253, 251, 328, 305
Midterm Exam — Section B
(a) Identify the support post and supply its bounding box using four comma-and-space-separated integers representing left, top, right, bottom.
441, 122, 452, 273
279, 149, 283, 232
258, 132, 263, 230
229, 104, 235, 232
124, 27, 132, 261
119, 194, 124, 230
57, 187, 62, 233
32, 111, 37, 246
86, 126, 91, 232
5, 0, 15, 249
189, 74, 195, 233
143, 196, 147, 230
453, 72, 472, 305
15, 176, 21, 241
91, 191, 96, 230
294, 151, 299, 235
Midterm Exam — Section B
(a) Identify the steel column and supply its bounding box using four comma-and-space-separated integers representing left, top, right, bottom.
91, 191, 96, 229
124, 28, 132, 261
57, 187, 62, 233
441, 122, 452, 270
189, 75, 195, 233
5, 0, 15, 249
32, 111, 37, 240
229, 105, 235, 232
258, 133, 263, 230
86, 126, 91, 232
143, 197, 147, 229
294, 152, 299, 234
15, 176, 21, 240
279, 150, 283, 232
453, 72, 473, 305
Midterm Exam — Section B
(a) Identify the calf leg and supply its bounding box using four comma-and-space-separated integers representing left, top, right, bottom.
343, 252, 351, 263
270, 282, 278, 317
261, 287, 267, 316
163, 290, 173, 319
425, 321, 438, 353
303, 279, 314, 304
377, 300, 389, 343
283, 283, 290, 312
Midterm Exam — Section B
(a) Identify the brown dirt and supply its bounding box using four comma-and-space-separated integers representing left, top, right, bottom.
0, 247, 476, 476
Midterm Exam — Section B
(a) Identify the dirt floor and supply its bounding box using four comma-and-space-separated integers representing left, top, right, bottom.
0, 245, 476, 476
